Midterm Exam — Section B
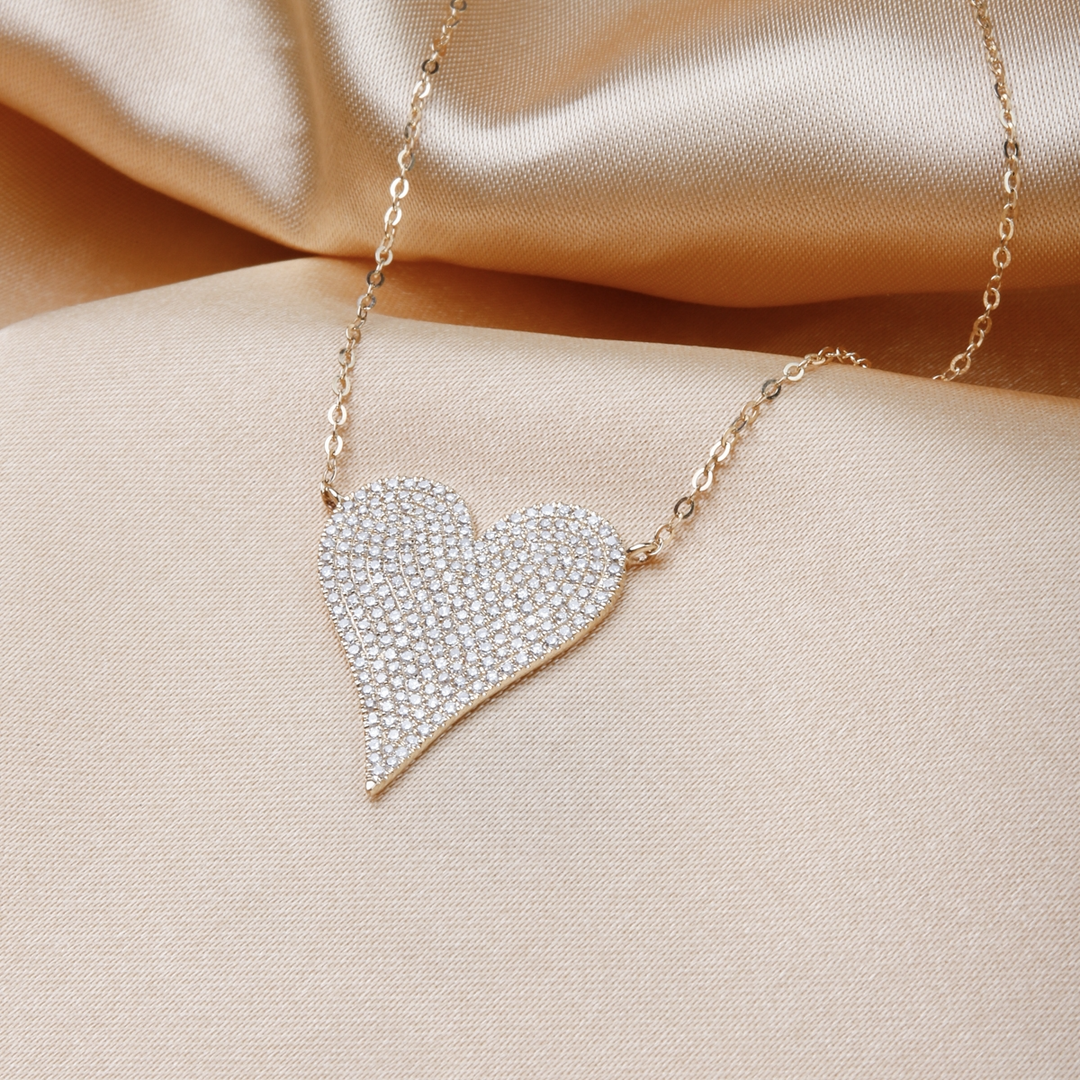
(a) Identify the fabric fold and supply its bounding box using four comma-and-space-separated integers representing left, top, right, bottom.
2, 0, 1076, 306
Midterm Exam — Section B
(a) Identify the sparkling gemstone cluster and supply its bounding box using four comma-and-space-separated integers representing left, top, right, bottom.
319, 478, 625, 792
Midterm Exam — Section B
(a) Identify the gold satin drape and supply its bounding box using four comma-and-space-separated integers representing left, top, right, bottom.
2, 0, 1079, 393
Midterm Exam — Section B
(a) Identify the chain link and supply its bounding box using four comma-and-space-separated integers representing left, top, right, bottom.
321, 0, 467, 509
933, 0, 1020, 382
626, 350, 869, 564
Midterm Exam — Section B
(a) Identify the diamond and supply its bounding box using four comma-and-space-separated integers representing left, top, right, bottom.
321, 478, 625, 794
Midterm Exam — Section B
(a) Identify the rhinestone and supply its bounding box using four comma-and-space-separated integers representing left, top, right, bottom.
321, 478, 623, 792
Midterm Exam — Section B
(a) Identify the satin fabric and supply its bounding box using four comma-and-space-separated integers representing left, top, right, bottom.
1, 0, 1078, 309
1, 260, 1078, 1079
3, 97, 1080, 396
0, 103, 296, 325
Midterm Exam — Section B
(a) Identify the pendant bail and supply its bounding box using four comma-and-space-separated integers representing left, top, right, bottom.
321, 482, 341, 510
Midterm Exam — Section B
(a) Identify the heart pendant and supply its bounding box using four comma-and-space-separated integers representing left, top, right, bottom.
319, 478, 626, 794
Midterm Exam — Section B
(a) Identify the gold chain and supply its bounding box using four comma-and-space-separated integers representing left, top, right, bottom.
626, 349, 869, 563
626, 0, 1019, 563
321, 0, 468, 510
321, 0, 1020, 571
935, 0, 1021, 382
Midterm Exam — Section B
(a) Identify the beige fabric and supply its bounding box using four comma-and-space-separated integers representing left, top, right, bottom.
4, 100, 1079, 397
1, 0, 1078, 308
1, 258, 1078, 1078
2, 0, 1079, 1074
4, 94, 1080, 399
346, 262, 1080, 398
3, 5, 1080, 397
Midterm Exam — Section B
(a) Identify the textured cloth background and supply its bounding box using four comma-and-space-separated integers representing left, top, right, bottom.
1, 0, 1079, 1076
1, 259, 1078, 1079
2, 1, 1080, 395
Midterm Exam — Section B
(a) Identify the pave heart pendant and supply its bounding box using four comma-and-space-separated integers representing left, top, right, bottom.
319, 478, 626, 794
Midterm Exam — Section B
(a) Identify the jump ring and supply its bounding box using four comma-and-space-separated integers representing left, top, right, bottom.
626, 540, 659, 563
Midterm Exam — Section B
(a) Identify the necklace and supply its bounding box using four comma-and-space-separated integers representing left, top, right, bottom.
318, 0, 1021, 795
